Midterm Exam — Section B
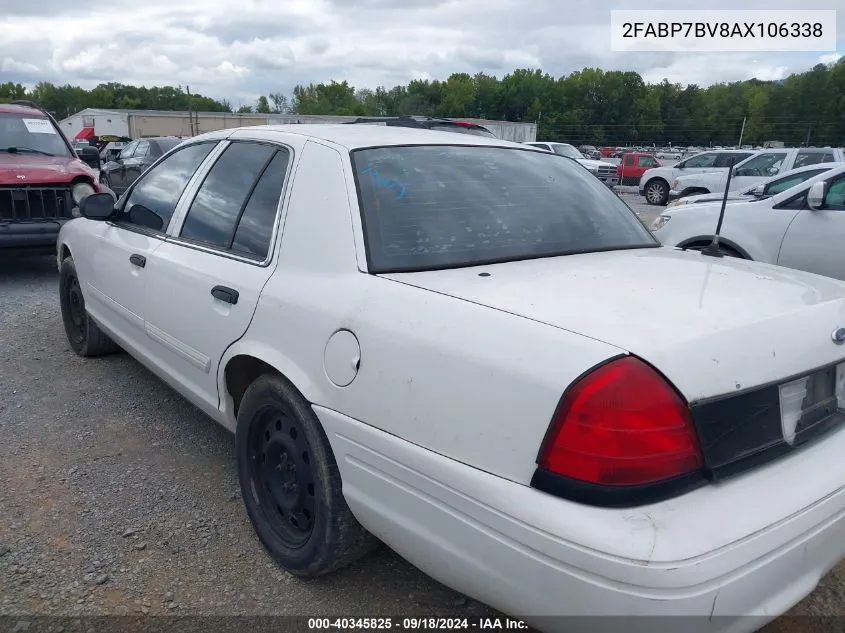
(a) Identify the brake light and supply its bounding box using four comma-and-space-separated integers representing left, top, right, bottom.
537, 357, 703, 487
453, 121, 475, 128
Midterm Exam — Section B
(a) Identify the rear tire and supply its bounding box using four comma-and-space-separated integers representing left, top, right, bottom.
59, 257, 121, 357
235, 373, 377, 577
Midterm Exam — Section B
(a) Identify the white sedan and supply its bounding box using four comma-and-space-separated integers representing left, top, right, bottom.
652, 163, 845, 281
57, 125, 845, 633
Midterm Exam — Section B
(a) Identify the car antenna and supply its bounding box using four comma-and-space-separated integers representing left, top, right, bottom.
700, 155, 739, 258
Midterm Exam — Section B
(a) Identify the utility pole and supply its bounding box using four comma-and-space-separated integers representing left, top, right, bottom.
186, 85, 195, 136
805, 125, 813, 147
737, 117, 746, 147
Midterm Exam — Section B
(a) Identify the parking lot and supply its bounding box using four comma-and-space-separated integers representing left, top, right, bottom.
0, 222, 842, 631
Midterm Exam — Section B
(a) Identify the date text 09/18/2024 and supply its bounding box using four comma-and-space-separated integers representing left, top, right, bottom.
307, 617, 528, 630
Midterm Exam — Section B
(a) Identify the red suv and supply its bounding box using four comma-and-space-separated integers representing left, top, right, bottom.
616, 152, 661, 186
1, 101, 101, 252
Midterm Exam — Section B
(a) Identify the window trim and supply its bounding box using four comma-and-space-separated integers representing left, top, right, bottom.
164, 139, 296, 268
107, 140, 224, 238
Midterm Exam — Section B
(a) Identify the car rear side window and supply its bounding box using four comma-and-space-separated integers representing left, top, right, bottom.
794, 151, 832, 168
120, 142, 215, 232
231, 150, 290, 259
180, 142, 277, 250
352, 145, 657, 273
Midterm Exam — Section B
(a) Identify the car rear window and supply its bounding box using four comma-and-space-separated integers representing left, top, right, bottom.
156, 138, 182, 154
352, 145, 657, 273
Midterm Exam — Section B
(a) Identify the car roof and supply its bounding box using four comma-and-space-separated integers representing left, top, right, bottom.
210, 124, 520, 150
0, 103, 46, 116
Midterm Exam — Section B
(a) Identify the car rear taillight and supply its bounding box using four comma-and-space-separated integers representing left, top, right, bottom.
537, 356, 703, 490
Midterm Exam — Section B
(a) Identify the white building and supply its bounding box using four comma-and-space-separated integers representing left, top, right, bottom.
59, 108, 537, 143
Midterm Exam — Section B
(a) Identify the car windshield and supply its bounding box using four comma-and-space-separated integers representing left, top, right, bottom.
0, 113, 71, 157
551, 144, 585, 160
352, 145, 657, 273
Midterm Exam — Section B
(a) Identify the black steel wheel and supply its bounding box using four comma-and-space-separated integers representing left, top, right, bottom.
59, 257, 121, 357
235, 373, 377, 577
64, 275, 86, 346
247, 402, 317, 547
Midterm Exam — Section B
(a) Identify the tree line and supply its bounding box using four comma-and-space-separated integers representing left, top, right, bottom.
2, 59, 843, 147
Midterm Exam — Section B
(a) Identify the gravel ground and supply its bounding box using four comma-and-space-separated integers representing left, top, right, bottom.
1, 248, 844, 633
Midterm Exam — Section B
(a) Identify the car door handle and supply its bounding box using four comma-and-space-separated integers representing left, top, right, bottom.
211, 285, 239, 305
129, 254, 146, 268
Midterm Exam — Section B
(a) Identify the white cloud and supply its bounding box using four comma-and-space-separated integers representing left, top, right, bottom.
820, 52, 842, 65
0, 0, 842, 104
1, 57, 39, 73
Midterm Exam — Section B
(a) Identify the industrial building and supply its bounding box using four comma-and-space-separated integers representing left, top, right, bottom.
58, 108, 537, 143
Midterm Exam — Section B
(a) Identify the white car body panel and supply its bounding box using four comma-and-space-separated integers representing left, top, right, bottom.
653, 164, 845, 282
57, 124, 845, 632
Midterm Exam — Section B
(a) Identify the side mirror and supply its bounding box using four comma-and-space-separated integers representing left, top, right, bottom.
76, 145, 101, 169
751, 184, 765, 197
676, 162, 684, 169
127, 204, 163, 231
807, 181, 826, 210
79, 192, 116, 220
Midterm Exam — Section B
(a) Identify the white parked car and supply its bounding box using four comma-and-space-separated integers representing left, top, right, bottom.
638, 149, 755, 206
57, 125, 845, 633
652, 163, 845, 280
665, 162, 845, 209
656, 149, 683, 160
669, 147, 845, 202
524, 141, 618, 187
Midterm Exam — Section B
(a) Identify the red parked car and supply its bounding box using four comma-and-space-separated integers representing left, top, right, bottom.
616, 152, 661, 186
1, 100, 102, 252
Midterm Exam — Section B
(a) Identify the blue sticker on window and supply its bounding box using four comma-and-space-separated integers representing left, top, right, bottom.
361, 165, 406, 200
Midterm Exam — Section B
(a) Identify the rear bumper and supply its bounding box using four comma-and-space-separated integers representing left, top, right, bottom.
0, 220, 65, 250
318, 406, 845, 633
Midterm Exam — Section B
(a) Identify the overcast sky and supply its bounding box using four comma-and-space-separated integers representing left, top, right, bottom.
1, 0, 842, 108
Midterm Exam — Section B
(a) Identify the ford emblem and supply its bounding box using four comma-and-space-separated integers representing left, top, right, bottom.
833, 328, 845, 345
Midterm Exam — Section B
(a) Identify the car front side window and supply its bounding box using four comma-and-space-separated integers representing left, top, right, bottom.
736, 153, 787, 177
118, 142, 216, 233
821, 175, 845, 211
118, 141, 138, 160
764, 169, 827, 195
134, 140, 150, 158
